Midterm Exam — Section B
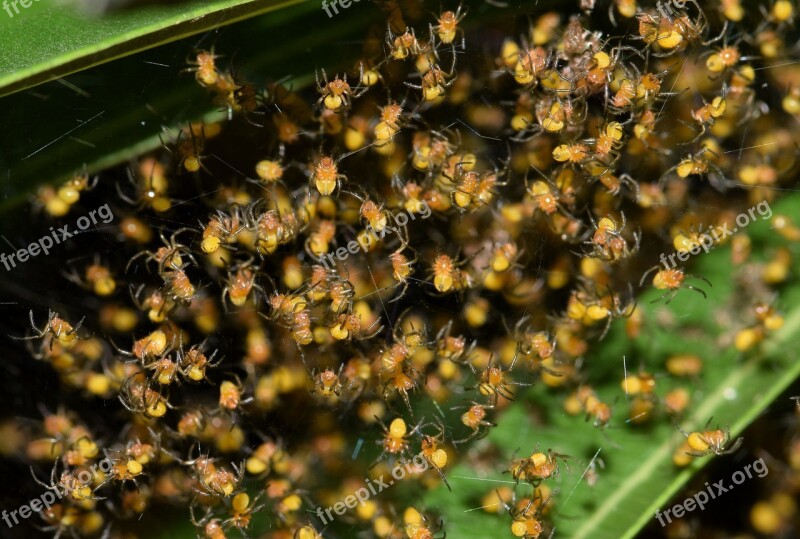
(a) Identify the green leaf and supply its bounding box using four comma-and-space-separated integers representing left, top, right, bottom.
423, 194, 800, 539
0, 0, 304, 97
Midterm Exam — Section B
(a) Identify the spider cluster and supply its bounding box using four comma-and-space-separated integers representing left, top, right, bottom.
7, 0, 800, 537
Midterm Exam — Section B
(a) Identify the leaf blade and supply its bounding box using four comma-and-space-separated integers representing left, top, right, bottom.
0, 0, 304, 97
